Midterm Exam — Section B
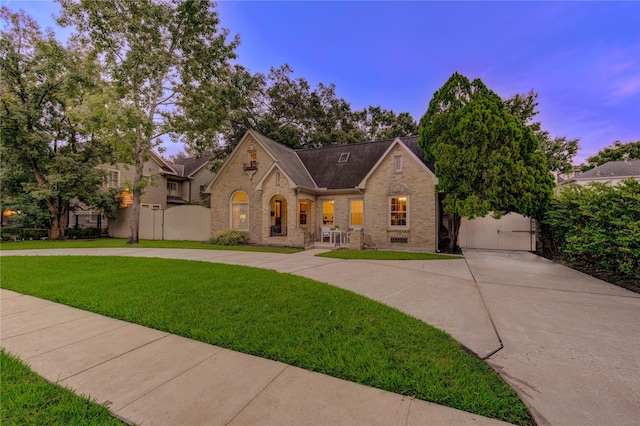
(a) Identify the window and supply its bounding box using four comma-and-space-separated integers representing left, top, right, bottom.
322, 201, 334, 225
141, 204, 162, 210
167, 181, 178, 196
231, 191, 249, 231
338, 153, 350, 163
350, 199, 363, 227
390, 196, 407, 227
276, 171, 281, 186
394, 155, 403, 172
106, 170, 119, 188
299, 201, 308, 225
244, 150, 258, 170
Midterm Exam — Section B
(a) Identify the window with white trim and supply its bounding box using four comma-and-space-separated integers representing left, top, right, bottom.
350, 199, 363, 227
298, 201, 308, 225
390, 196, 407, 227
106, 170, 119, 188
322, 201, 334, 225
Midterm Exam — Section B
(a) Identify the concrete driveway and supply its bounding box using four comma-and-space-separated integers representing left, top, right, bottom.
2, 248, 639, 425
463, 250, 640, 426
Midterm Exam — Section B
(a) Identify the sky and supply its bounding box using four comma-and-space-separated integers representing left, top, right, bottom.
6, 1, 640, 164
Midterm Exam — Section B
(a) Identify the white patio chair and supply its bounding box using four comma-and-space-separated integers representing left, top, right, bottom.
321, 227, 331, 242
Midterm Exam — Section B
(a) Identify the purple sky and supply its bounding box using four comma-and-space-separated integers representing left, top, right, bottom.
8, 1, 640, 164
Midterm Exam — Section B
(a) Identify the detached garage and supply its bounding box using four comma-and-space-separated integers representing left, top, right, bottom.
458, 213, 537, 251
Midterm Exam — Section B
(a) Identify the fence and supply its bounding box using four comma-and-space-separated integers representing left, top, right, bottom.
108, 205, 211, 241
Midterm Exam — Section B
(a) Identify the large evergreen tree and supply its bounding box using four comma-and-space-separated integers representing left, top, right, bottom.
58, 0, 239, 243
418, 72, 555, 251
0, 7, 118, 239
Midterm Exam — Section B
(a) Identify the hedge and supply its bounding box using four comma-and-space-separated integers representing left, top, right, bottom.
544, 179, 640, 279
0, 227, 102, 241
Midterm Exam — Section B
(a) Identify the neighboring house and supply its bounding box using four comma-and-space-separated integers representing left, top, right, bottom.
68, 152, 215, 231
562, 159, 640, 186
106, 151, 214, 209
206, 129, 440, 251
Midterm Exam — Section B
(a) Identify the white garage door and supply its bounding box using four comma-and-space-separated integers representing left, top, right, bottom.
458, 213, 536, 251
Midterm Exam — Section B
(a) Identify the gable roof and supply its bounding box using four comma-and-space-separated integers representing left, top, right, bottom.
572, 159, 640, 181
296, 135, 435, 189
250, 131, 316, 188
171, 155, 213, 178
210, 130, 436, 193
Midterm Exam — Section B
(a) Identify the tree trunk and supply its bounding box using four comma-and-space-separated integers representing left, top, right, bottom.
448, 213, 462, 253
48, 198, 67, 240
127, 143, 146, 244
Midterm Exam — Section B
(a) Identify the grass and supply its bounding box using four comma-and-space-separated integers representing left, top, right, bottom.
317, 249, 460, 260
0, 349, 126, 425
0, 238, 302, 253
0, 256, 534, 425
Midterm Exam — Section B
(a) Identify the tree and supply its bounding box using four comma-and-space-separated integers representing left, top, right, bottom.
215, 64, 418, 157
504, 90, 579, 176
352, 106, 418, 141
581, 140, 640, 171
418, 72, 555, 251
58, 0, 239, 243
0, 7, 118, 239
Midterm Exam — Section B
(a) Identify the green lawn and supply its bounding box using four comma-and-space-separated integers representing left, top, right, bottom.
0, 349, 126, 425
0, 256, 534, 425
0, 238, 302, 253
317, 249, 460, 260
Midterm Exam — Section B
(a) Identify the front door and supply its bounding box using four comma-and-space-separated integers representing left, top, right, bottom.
270, 196, 287, 236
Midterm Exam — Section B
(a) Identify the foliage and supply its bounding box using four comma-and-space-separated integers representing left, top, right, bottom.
0, 349, 125, 425
58, 0, 239, 243
352, 106, 418, 141
418, 73, 555, 251
1, 256, 534, 424
0, 227, 100, 241
580, 140, 640, 171
544, 179, 640, 279
208, 229, 248, 246
0, 7, 119, 239
504, 90, 579, 175
64, 227, 102, 239
0, 228, 48, 241
212, 64, 418, 155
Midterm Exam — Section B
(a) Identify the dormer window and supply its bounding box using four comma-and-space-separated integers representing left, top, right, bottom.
338, 153, 350, 163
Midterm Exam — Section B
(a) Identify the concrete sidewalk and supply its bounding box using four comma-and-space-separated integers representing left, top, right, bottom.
1, 288, 508, 425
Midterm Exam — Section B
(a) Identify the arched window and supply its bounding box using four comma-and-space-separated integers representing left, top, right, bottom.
231, 191, 249, 231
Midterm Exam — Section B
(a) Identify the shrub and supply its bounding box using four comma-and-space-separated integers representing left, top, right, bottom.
544, 179, 640, 279
0, 228, 48, 241
65, 228, 101, 239
209, 229, 248, 246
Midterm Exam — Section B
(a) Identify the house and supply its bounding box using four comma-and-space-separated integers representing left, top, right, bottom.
68, 152, 215, 234
563, 159, 640, 186
206, 130, 440, 251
